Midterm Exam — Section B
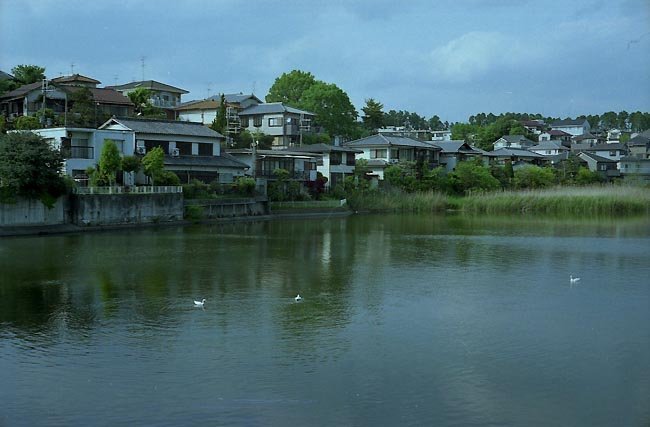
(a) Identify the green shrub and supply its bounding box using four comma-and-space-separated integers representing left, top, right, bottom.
185, 205, 204, 222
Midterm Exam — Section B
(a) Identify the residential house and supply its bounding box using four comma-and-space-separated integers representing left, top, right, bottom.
31, 126, 137, 185
581, 143, 628, 162
539, 129, 572, 146
0, 74, 134, 123
175, 93, 262, 125
550, 118, 591, 136
571, 132, 600, 152
377, 126, 433, 141
342, 134, 440, 180
237, 102, 316, 149
487, 147, 547, 169
226, 147, 318, 192
493, 135, 536, 150
529, 141, 570, 157
619, 156, 650, 182
520, 119, 545, 135
290, 143, 362, 188
99, 117, 247, 183
107, 80, 189, 119
431, 130, 452, 141
627, 130, 650, 159
432, 140, 483, 172
577, 152, 620, 180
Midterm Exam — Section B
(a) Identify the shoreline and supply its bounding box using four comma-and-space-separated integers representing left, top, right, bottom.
0, 210, 353, 238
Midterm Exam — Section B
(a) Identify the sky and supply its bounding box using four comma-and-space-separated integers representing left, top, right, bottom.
1, 0, 649, 123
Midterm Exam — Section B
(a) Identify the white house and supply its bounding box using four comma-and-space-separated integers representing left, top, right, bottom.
175, 93, 262, 125
32, 127, 137, 185
550, 118, 591, 136
290, 143, 362, 188
237, 103, 316, 149
100, 117, 248, 183
581, 143, 628, 163
343, 134, 440, 180
493, 135, 535, 150
529, 141, 570, 157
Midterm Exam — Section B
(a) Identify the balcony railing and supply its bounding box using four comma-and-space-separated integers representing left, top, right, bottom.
62, 146, 94, 159
256, 170, 310, 180
73, 186, 183, 195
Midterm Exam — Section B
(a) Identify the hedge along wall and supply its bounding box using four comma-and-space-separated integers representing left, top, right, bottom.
72, 193, 184, 226
0, 197, 67, 226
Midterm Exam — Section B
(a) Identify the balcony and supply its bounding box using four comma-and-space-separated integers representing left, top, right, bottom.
62, 146, 94, 159
256, 170, 310, 180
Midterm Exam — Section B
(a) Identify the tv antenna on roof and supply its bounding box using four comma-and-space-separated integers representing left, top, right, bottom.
70, 62, 75, 75
140, 56, 146, 81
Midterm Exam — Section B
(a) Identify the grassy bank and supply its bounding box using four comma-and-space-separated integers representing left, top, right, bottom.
460, 186, 650, 215
347, 190, 448, 213
346, 185, 650, 216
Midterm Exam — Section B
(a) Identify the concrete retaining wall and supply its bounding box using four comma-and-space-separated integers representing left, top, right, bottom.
0, 198, 68, 226
72, 193, 184, 226
185, 198, 269, 219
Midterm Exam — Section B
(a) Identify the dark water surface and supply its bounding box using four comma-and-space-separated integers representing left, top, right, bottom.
1, 214, 649, 426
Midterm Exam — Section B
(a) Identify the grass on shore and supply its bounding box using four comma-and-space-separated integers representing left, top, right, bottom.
346, 185, 650, 216
460, 186, 650, 215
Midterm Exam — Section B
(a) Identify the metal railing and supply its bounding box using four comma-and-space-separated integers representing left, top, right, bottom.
73, 186, 183, 195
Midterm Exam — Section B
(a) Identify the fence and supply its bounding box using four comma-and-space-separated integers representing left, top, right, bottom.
73, 186, 183, 195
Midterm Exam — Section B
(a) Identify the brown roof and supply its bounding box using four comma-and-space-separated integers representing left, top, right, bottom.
174, 99, 219, 111
51, 74, 101, 85
63, 86, 134, 106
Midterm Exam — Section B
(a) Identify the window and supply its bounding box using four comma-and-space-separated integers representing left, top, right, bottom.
370, 149, 387, 159
198, 143, 213, 156
241, 117, 249, 127
390, 149, 399, 160
546, 150, 552, 155
330, 152, 342, 165
346, 153, 356, 166
609, 150, 617, 156
253, 116, 262, 127
268, 117, 282, 127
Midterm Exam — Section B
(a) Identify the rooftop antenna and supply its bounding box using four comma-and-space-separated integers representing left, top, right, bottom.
70, 62, 75, 75
113, 75, 118, 86
140, 56, 146, 81
251, 81, 256, 95
207, 83, 212, 99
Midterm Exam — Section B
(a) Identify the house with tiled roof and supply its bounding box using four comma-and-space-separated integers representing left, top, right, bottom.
539, 129, 572, 145
493, 134, 536, 150
578, 152, 620, 180
627, 130, 650, 159
175, 93, 262, 125
342, 134, 440, 179
100, 117, 247, 183
530, 141, 570, 157
290, 143, 363, 188
487, 147, 547, 168
107, 80, 189, 119
238, 102, 316, 149
0, 74, 133, 122
619, 156, 650, 182
432, 140, 483, 172
550, 118, 591, 136
520, 119, 545, 135
581, 142, 628, 162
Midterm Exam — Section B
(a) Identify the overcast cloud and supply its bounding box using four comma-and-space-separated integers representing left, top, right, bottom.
1, 0, 648, 122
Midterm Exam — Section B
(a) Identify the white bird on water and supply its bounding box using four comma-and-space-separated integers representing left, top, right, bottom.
294, 294, 302, 302
570, 275, 581, 284
194, 298, 206, 307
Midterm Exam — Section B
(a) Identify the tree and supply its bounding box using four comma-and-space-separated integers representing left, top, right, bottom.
14, 115, 40, 130
210, 93, 227, 135
428, 115, 444, 131
68, 87, 96, 127
300, 81, 358, 138
513, 165, 556, 189
127, 88, 164, 118
575, 167, 603, 185
265, 70, 317, 106
98, 140, 122, 185
0, 131, 65, 202
141, 146, 165, 185
12, 65, 45, 85
600, 111, 618, 129
447, 160, 500, 195
361, 98, 384, 131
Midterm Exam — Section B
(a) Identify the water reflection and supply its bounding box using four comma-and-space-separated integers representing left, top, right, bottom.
1, 213, 648, 425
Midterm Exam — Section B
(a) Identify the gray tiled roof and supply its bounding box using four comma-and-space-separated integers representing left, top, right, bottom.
164, 154, 248, 169
578, 152, 617, 163
107, 118, 225, 138
489, 147, 545, 158
107, 80, 189, 94
497, 134, 535, 144
433, 140, 480, 154
290, 143, 363, 154
0, 70, 15, 81
583, 143, 627, 151
238, 102, 315, 116
344, 134, 439, 149
531, 141, 569, 151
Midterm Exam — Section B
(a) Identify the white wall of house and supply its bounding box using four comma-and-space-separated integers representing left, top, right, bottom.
178, 109, 216, 125
552, 123, 590, 136
589, 149, 626, 162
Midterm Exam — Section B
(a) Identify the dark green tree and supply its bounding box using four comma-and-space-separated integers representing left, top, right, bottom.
142, 146, 165, 185
0, 131, 65, 202
361, 98, 384, 131
265, 70, 317, 107
12, 65, 45, 85
300, 81, 358, 138
98, 140, 122, 185
127, 88, 164, 118
68, 87, 96, 127
210, 93, 227, 134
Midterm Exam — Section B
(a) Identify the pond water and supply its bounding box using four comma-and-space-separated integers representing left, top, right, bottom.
1, 214, 649, 426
